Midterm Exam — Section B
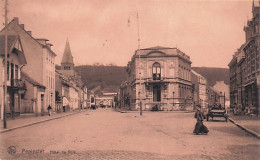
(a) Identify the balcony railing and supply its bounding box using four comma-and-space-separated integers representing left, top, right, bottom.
144, 77, 170, 86
11, 79, 26, 89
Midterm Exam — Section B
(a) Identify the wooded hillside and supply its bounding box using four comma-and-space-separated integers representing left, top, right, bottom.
71, 65, 229, 93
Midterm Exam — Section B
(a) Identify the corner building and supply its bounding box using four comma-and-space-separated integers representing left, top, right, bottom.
229, 1, 260, 115
243, 2, 260, 110
126, 46, 193, 111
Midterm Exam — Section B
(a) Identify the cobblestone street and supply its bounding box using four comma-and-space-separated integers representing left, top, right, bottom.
0, 108, 259, 160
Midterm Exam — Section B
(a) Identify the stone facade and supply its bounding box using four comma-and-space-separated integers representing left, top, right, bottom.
191, 70, 223, 113
125, 46, 193, 111
229, 2, 260, 115
191, 70, 207, 110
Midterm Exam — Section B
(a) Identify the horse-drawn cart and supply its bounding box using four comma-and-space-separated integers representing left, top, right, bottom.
207, 108, 228, 122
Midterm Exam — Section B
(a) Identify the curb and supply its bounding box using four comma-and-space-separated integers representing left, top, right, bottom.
0, 110, 86, 134
228, 117, 260, 139
114, 109, 195, 114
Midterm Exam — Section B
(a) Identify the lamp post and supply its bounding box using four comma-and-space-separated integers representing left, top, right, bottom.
3, 0, 8, 129
129, 6, 141, 116
136, 12, 142, 116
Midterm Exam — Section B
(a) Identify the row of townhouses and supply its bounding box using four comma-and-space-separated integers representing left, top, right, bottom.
228, 2, 260, 116
0, 17, 87, 120
118, 46, 228, 112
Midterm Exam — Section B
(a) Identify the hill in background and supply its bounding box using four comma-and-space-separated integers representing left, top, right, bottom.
192, 67, 229, 86
74, 65, 127, 94
60, 65, 230, 94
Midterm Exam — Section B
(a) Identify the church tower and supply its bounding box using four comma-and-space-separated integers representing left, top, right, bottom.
60, 39, 75, 76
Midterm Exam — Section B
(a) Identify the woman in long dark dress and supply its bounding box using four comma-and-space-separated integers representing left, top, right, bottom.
193, 105, 209, 135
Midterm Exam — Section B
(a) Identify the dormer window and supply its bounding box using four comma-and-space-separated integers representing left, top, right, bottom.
152, 62, 161, 80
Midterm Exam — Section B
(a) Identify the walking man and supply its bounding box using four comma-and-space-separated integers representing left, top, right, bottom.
47, 105, 52, 116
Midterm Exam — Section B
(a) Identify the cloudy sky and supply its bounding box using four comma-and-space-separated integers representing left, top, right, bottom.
0, 0, 254, 67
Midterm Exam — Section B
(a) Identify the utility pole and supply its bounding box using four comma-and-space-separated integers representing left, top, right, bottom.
136, 12, 142, 116
3, 0, 8, 128
128, 6, 141, 116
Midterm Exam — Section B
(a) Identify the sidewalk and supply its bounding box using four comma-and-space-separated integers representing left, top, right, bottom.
228, 114, 260, 139
114, 107, 195, 113
0, 109, 86, 133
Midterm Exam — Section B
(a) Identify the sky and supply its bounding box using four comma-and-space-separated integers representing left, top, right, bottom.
0, 0, 255, 68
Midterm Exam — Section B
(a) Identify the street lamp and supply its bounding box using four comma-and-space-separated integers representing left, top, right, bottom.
128, 5, 142, 116
3, 0, 8, 128
137, 12, 142, 116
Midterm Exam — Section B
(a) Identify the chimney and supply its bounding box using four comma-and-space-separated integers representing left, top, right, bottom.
27, 31, 32, 35
20, 24, 24, 29
46, 43, 53, 49
36, 38, 49, 45
13, 17, 19, 24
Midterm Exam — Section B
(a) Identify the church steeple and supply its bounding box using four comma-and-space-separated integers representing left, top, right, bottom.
61, 39, 74, 71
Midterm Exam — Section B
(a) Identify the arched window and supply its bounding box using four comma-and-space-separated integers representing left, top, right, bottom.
152, 62, 161, 80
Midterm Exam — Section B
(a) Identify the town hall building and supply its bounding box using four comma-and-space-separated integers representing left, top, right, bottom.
124, 46, 193, 111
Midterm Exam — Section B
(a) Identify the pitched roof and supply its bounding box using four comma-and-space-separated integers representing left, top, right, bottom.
61, 39, 74, 64
21, 71, 45, 88
141, 46, 175, 50
0, 34, 27, 65
1, 18, 57, 56
0, 35, 18, 56
132, 46, 191, 63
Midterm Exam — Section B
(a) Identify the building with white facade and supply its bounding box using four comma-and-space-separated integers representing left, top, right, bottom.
191, 70, 207, 110
0, 35, 27, 119
55, 39, 86, 111
125, 46, 193, 111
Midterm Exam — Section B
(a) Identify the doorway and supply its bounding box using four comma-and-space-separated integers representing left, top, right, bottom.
41, 94, 44, 115
153, 85, 161, 102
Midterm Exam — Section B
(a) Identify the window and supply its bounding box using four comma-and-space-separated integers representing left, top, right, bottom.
91, 97, 94, 103
152, 62, 161, 80
7, 61, 9, 80
15, 65, 18, 79
21, 93, 25, 99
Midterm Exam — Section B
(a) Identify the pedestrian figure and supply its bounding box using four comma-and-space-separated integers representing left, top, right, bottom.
193, 105, 209, 135
47, 105, 52, 116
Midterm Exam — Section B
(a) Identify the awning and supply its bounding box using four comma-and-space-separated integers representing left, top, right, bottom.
244, 80, 256, 87
63, 97, 70, 106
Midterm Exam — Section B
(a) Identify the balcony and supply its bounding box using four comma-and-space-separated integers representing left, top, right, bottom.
144, 77, 170, 85
11, 79, 26, 90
